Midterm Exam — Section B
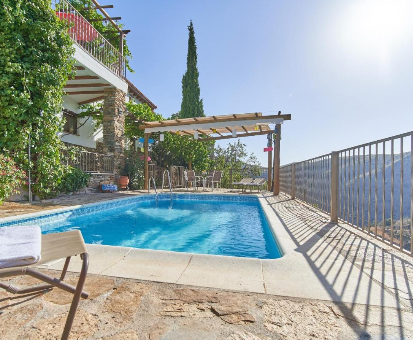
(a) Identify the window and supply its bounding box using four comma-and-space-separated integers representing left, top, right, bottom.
63, 109, 78, 135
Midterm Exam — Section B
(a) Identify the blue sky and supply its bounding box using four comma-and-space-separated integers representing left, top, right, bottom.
110, 0, 413, 166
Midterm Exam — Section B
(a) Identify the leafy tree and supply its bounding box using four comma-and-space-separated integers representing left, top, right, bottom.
152, 133, 213, 170
125, 102, 163, 143
180, 21, 204, 118
211, 140, 261, 187
0, 0, 75, 199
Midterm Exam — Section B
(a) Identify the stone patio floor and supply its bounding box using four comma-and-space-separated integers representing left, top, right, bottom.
1, 190, 413, 339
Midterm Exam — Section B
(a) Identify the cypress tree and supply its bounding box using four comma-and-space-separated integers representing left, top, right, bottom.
180, 21, 205, 118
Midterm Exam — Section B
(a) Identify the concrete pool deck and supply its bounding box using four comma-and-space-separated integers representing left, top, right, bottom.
2, 190, 413, 339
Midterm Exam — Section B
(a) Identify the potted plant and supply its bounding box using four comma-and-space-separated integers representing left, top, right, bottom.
120, 150, 144, 190
119, 172, 129, 190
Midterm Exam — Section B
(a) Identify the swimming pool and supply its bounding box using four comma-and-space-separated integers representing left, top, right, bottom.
0, 195, 282, 259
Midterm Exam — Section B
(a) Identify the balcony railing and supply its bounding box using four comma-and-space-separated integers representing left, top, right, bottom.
280, 131, 413, 256
52, 0, 126, 78
61, 150, 114, 174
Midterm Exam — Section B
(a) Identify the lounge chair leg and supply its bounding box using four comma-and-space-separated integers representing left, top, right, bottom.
25, 267, 89, 299
0, 281, 53, 295
61, 252, 89, 340
60, 257, 71, 280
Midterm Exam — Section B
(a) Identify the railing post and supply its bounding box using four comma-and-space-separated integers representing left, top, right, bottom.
330, 151, 339, 223
291, 163, 296, 199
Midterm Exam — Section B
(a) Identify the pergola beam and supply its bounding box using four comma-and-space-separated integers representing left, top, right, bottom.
65, 90, 105, 95
90, 0, 122, 33
78, 96, 106, 105
140, 115, 289, 133
72, 76, 100, 80
64, 83, 111, 88
83, 5, 114, 10
210, 128, 223, 136
199, 130, 274, 141
89, 17, 121, 22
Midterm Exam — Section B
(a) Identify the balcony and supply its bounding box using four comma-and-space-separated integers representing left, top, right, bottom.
52, 0, 126, 78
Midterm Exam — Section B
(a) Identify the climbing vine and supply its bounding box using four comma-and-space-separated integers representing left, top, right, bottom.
0, 0, 75, 199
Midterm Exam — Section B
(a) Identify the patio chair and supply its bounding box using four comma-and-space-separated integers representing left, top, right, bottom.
207, 171, 223, 191
244, 178, 267, 192
184, 170, 198, 190
0, 230, 89, 340
203, 170, 215, 189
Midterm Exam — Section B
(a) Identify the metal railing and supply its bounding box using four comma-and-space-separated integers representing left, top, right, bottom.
61, 150, 114, 173
170, 166, 185, 188
295, 154, 331, 214
148, 177, 158, 197
280, 131, 413, 255
148, 164, 166, 187
280, 164, 293, 197
52, 0, 126, 78
161, 170, 172, 193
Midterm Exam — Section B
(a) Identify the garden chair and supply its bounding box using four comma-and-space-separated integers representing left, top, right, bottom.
0, 230, 89, 340
207, 170, 223, 191
184, 170, 198, 190
203, 171, 215, 189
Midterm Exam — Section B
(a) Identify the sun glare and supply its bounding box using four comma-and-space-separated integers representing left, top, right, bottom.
336, 0, 413, 70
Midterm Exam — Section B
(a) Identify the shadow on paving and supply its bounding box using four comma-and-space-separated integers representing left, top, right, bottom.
264, 193, 413, 340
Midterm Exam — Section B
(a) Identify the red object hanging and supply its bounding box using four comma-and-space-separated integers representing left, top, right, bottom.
56, 12, 98, 42
264, 147, 273, 152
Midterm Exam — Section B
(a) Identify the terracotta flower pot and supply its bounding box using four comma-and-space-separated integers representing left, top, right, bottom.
119, 176, 129, 189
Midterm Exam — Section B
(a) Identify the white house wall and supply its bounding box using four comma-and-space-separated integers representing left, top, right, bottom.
59, 90, 145, 150
74, 46, 128, 93
60, 97, 99, 149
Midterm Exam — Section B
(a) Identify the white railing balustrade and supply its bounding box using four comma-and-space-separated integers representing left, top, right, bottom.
61, 150, 114, 174
52, 0, 126, 78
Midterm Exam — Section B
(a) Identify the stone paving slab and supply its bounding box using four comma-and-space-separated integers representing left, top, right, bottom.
0, 271, 412, 340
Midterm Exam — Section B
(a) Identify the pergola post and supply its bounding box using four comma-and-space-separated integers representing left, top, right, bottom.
144, 133, 150, 190
273, 124, 281, 196
267, 134, 272, 191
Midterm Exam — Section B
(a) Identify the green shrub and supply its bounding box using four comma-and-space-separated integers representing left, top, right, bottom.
0, 154, 26, 204
122, 150, 144, 190
58, 166, 90, 194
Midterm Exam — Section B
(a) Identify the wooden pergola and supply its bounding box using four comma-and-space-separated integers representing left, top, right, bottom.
138, 112, 291, 195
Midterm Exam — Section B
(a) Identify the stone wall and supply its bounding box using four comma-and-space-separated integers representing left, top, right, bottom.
88, 173, 116, 189
102, 88, 126, 178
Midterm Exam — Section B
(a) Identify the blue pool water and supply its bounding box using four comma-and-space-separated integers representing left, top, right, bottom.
1, 196, 281, 259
